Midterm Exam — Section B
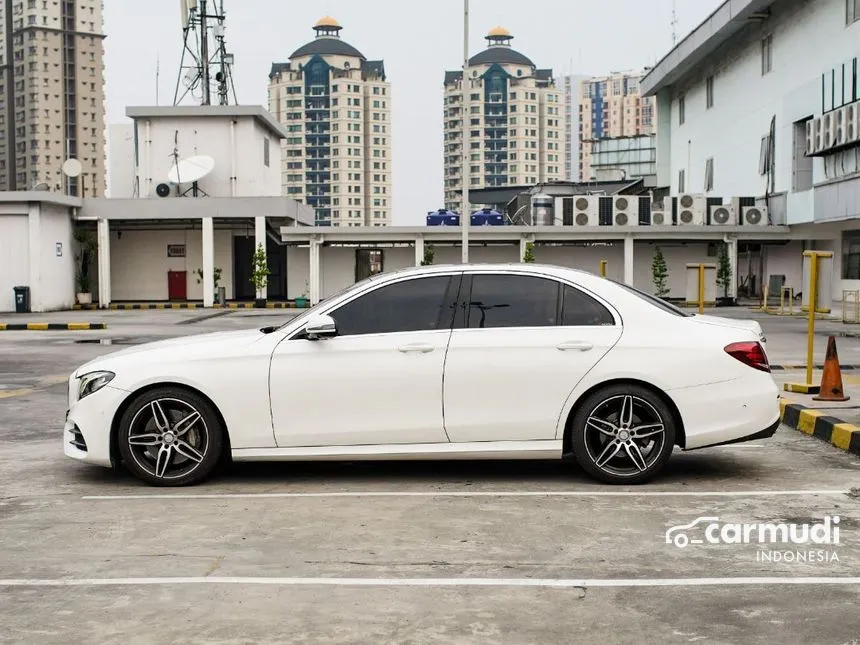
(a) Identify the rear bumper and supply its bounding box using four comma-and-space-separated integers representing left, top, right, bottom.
669, 374, 780, 450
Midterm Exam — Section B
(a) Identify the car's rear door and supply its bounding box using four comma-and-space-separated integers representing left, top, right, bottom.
442, 270, 623, 442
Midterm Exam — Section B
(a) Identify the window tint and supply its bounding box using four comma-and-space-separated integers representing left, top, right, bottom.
467, 274, 559, 328
562, 285, 615, 326
610, 280, 693, 317
332, 275, 453, 336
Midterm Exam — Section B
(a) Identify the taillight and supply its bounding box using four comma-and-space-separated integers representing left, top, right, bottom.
724, 341, 770, 372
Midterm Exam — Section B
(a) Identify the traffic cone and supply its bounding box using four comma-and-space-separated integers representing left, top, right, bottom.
813, 336, 850, 402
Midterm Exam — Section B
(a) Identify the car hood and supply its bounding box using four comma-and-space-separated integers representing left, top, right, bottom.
690, 314, 764, 339
74, 328, 271, 376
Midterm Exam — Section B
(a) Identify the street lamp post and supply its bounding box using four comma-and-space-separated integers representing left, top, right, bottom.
461, 0, 470, 263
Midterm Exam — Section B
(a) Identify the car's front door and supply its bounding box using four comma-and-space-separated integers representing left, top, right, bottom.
269, 273, 461, 447
442, 271, 623, 443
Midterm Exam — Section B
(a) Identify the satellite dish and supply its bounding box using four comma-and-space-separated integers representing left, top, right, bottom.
62, 158, 83, 178
156, 183, 172, 198
167, 155, 215, 185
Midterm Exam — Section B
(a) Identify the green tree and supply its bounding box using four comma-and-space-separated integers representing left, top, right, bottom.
716, 243, 732, 298
420, 243, 435, 266
250, 242, 270, 301
522, 241, 536, 263
652, 246, 669, 298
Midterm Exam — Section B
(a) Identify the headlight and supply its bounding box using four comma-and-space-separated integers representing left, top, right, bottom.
78, 371, 115, 400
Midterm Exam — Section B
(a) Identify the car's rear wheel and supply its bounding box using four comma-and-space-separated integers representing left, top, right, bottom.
570, 384, 676, 485
118, 387, 223, 487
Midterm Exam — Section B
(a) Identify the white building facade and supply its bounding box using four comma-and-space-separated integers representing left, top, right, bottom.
642, 0, 860, 306
268, 17, 392, 227
443, 27, 564, 216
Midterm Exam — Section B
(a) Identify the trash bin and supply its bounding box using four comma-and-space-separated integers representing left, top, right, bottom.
217, 286, 226, 306
13, 286, 30, 313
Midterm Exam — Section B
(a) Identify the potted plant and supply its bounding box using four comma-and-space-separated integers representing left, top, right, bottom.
195, 267, 223, 302
522, 241, 536, 263
715, 243, 735, 307
295, 279, 310, 308
73, 228, 97, 305
249, 242, 270, 308
652, 246, 670, 299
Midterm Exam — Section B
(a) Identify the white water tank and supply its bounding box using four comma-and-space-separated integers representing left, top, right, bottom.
531, 194, 554, 226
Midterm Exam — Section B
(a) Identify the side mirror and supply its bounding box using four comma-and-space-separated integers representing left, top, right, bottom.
304, 314, 337, 340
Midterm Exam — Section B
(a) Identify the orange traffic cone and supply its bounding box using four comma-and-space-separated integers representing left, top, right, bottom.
813, 336, 850, 402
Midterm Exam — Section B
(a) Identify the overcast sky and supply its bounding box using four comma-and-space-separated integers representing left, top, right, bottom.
104, 0, 721, 223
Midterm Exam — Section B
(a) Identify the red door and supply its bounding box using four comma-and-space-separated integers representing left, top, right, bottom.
167, 270, 187, 301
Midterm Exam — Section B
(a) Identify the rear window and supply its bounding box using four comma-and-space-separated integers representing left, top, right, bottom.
610, 280, 693, 317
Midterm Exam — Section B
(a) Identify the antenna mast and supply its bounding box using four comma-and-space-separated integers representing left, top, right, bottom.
174, 0, 238, 106
671, 0, 679, 46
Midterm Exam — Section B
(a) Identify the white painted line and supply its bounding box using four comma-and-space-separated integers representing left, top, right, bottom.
82, 489, 850, 501
1, 576, 859, 589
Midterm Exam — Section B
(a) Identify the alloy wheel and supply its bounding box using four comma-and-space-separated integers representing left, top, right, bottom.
126, 398, 209, 481
582, 394, 667, 478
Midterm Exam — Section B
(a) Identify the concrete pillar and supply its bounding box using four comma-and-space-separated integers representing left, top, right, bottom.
202, 217, 214, 307
414, 236, 424, 267
519, 235, 534, 263
727, 237, 739, 299
97, 218, 111, 308
27, 203, 41, 312
254, 216, 267, 300
624, 236, 634, 285
309, 237, 321, 305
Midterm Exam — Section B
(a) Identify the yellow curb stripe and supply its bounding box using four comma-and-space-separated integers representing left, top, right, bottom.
66, 323, 91, 330
831, 424, 860, 450
26, 323, 48, 330
797, 409, 825, 434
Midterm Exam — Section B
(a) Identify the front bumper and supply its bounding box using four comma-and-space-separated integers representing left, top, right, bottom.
63, 385, 129, 468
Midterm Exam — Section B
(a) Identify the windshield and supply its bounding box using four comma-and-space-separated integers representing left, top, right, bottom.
609, 279, 693, 317
273, 275, 378, 331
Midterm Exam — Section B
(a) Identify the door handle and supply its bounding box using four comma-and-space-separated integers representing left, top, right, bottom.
556, 341, 594, 352
397, 343, 434, 353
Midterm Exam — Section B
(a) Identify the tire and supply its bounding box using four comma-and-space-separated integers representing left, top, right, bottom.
570, 384, 676, 485
117, 387, 224, 487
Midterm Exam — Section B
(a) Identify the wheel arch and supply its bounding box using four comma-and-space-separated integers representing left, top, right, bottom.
561, 378, 687, 456
109, 382, 233, 468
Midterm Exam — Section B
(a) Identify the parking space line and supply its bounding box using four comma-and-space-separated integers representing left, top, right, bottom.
1, 576, 858, 589
82, 489, 850, 501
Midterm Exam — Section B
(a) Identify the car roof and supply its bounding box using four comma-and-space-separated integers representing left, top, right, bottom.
371, 263, 597, 282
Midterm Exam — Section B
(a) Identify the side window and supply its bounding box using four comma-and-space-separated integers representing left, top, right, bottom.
331, 276, 453, 336
467, 274, 559, 328
562, 285, 615, 326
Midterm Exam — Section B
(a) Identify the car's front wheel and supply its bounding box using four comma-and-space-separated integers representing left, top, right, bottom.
570, 384, 676, 485
117, 387, 224, 487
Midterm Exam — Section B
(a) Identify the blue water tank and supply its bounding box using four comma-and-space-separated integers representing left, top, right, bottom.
470, 208, 505, 226
426, 209, 460, 226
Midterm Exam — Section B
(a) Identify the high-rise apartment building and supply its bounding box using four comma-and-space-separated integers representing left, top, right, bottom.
443, 27, 563, 216
579, 70, 656, 181
558, 73, 589, 181
268, 17, 391, 227
0, 0, 106, 195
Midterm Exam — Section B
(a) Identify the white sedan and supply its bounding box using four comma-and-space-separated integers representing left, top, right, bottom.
64, 264, 780, 487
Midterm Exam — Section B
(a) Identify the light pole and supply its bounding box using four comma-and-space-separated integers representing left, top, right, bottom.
461, 0, 470, 263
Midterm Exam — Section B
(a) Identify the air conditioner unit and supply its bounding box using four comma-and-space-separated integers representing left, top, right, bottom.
677, 193, 706, 225
814, 117, 825, 153
612, 195, 639, 227
708, 204, 736, 225
572, 195, 599, 226
845, 102, 859, 144
741, 205, 769, 226
835, 106, 848, 147
822, 111, 836, 150
805, 119, 817, 156
650, 197, 673, 226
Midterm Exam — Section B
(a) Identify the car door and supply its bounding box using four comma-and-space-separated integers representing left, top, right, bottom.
442, 271, 623, 443
269, 272, 461, 447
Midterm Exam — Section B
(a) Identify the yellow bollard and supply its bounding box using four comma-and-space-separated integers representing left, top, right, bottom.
599, 259, 607, 278
806, 252, 819, 387
698, 263, 705, 314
